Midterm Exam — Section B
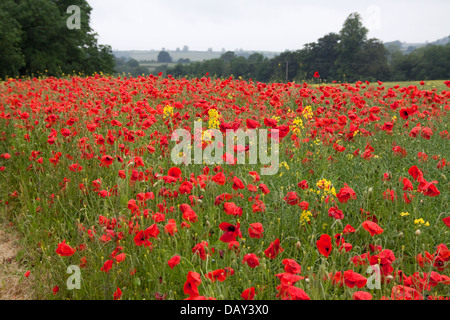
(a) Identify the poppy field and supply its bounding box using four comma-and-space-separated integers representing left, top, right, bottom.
0, 75, 449, 300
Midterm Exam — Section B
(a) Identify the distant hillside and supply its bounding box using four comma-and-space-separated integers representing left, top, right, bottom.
112, 50, 280, 63
384, 36, 450, 54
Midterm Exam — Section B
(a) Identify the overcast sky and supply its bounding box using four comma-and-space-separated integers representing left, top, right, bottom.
88, 0, 450, 52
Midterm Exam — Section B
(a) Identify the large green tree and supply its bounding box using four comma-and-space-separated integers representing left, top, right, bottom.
335, 12, 368, 81
0, 0, 114, 79
0, 0, 25, 78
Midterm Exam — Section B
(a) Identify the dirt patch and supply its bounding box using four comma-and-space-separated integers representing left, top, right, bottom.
0, 225, 33, 300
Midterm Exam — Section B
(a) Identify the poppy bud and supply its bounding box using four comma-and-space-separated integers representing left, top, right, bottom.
415, 229, 421, 236
296, 241, 301, 250
397, 232, 404, 238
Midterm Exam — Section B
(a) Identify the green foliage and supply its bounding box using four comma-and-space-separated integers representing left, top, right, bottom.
0, 0, 115, 79
165, 13, 448, 83
0, 0, 25, 78
114, 57, 150, 77
158, 51, 173, 63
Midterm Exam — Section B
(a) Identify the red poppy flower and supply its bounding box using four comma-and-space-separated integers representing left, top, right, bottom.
299, 201, 309, 210
316, 234, 332, 258
55, 240, 76, 257
246, 183, 257, 192
115, 253, 126, 263
223, 202, 243, 217
246, 118, 261, 129
167, 255, 181, 269
264, 117, 278, 128
248, 222, 264, 239
421, 127, 433, 140
283, 286, 310, 300
100, 155, 114, 167
339, 242, 353, 252
274, 125, 290, 139
168, 167, 182, 179
164, 219, 177, 235
313, 71, 320, 78
420, 180, 440, 197
243, 253, 260, 268
145, 224, 160, 239
133, 230, 153, 247
443, 217, 450, 229
180, 204, 198, 222
298, 180, 308, 189
179, 181, 193, 194
353, 291, 372, 300
100, 259, 114, 273
343, 224, 355, 235
184, 271, 202, 298
69, 163, 82, 172
232, 176, 245, 190
282, 259, 301, 274
241, 287, 256, 300
391, 285, 423, 300
408, 165, 423, 181
52, 286, 59, 295
205, 268, 231, 283
258, 183, 270, 195
113, 287, 122, 300
409, 126, 421, 137
328, 206, 344, 220
362, 220, 384, 237
284, 191, 299, 205
264, 238, 284, 259
219, 222, 242, 243
401, 177, 414, 191
248, 171, 260, 182
275, 273, 306, 299
343, 270, 367, 288
252, 198, 265, 213
192, 241, 210, 260
211, 172, 226, 185
336, 185, 356, 203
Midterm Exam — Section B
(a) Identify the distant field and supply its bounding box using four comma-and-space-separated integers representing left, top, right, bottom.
138, 62, 178, 73
113, 50, 280, 63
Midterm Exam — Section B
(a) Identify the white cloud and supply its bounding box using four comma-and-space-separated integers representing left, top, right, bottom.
88, 0, 450, 51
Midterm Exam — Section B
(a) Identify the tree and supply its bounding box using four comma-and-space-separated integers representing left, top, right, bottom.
0, 0, 24, 78
220, 51, 236, 63
335, 12, 368, 81
127, 58, 139, 68
0, 0, 115, 78
300, 33, 340, 80
355, 39, 390, 81
158, 51, 172, 63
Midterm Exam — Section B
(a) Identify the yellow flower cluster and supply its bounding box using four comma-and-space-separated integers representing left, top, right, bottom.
271, 116, 280, 125
291, 117, 304, 135
300, 210, 313, 226
316, 179, 336, 196
414, 218, 430, 226
279, 161, 290, 170
208, 108, 220, 129
400, 212, 410, 217
163, 105, 174, 119
302, 105, 314, 119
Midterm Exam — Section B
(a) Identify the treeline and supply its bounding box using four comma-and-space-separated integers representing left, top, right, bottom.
0, 0, 115, 79
163, 13, 450, 83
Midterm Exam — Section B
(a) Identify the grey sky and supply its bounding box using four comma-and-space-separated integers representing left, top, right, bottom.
88, 0, 450, 52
